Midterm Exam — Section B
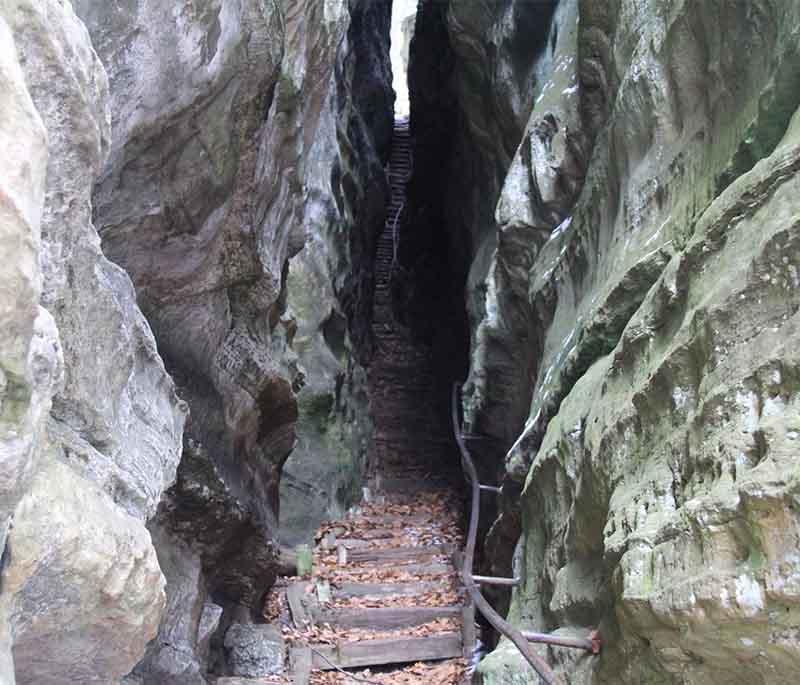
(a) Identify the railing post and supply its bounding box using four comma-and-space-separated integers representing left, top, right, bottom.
471, 574, 521, 587
451, 384, 564, 685
479, 484, 502, 494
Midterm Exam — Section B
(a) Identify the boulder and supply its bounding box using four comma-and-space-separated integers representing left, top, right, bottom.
223, 624, 285, 678
2, 460, 165, 685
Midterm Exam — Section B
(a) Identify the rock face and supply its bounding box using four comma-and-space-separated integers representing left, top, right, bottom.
278, 240, 372, 546
0, 14, 59, 680
0, 1, 186, 683
409, 0, 800, 683
4, 461, 167, 685
71, 0, 391, 679
2, 0, 387, 681
276, 0, 393, 546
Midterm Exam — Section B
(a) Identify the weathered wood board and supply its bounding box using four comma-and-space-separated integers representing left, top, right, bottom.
333, 580, 440, 598
286, 582, 313, 628
292, 633, 462, 670
291, 647, 311, 685
347, 544, 455, 564
312, 605, 461, 629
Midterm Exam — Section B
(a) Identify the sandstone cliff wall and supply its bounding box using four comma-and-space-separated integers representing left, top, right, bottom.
1, 0, 390, 682
0, 1, 186, 683
410, 1, 800, 682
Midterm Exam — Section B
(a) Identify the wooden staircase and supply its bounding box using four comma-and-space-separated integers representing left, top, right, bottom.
368, 117, 453, 483
281, 491, 471, 683
273, 118, 472, 684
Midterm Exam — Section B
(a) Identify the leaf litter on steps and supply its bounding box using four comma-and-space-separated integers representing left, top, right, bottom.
261, 489, 470, 683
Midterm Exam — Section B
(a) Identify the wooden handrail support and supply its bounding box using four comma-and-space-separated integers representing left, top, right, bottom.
451, 384, 564, 685
523, 629, 602, 655
472, 574, 520, 587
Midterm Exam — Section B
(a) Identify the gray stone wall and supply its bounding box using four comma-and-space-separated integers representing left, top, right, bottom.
1, 0, 391, 681
410, 1, 800, 682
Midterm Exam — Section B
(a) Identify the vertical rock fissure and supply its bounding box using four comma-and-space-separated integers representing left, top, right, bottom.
367, 116, 459, 483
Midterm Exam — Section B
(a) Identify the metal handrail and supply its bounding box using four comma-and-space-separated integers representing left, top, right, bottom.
451, 383, 564, 685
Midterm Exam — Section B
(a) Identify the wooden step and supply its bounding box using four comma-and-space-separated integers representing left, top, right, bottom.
286, 582, 313, 628
333, 580, 441, 598
311, 605, 461, 629
375, 476, 454, 494
217, 678, 287, 684
348, 544, 455, 564
292, 633, 462, 671
346, 512, 435, 526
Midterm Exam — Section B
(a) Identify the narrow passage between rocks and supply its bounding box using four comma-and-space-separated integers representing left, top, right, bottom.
262, 118, 474, 685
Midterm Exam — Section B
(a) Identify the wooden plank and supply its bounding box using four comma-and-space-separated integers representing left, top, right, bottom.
357, 528, 397, 540
292, 647, 311, 685
334, 581, 439, 598
461, 599, 476, 659
472, 574, 520, 587
292, 633, 462, 671
451, 548, 464, 573
376, 476, 453, 494
335, 538, 372, 549
286, 582, 313, 628
394, 561, 454, 576
311, 605, 461, 630
348, 544, 455, 564
349, 513, 433, 526
316, 580, 332, 604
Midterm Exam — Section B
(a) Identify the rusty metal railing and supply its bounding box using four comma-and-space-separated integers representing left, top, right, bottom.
451, 383, 601, 684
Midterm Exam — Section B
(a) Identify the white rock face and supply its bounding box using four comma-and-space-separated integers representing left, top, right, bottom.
2, 0, 390, 680
0, 7, 55, 557
0, 13, 60, 683
0, 1, 187, 682
13, 0, 186, 522
3, 460, 166, 685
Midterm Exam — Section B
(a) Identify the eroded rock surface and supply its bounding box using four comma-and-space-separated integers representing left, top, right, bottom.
0, 13, 57, 681
1, 1, 186, 682
223, 623, 284, 678
410, 0, 800, 682
4, 461, 166, 685
71, 0, 391, 679
3, 0, 387, 681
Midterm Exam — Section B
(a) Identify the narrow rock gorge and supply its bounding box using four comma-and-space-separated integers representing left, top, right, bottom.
1, 0, 799, 684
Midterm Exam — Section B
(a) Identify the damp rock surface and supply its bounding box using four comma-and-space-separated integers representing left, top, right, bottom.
1, 0, 389, 681
410, 0, 800, 683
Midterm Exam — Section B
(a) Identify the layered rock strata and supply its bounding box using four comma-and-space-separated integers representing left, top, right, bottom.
2, 0, 391, 682
409, 0, 800, 682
